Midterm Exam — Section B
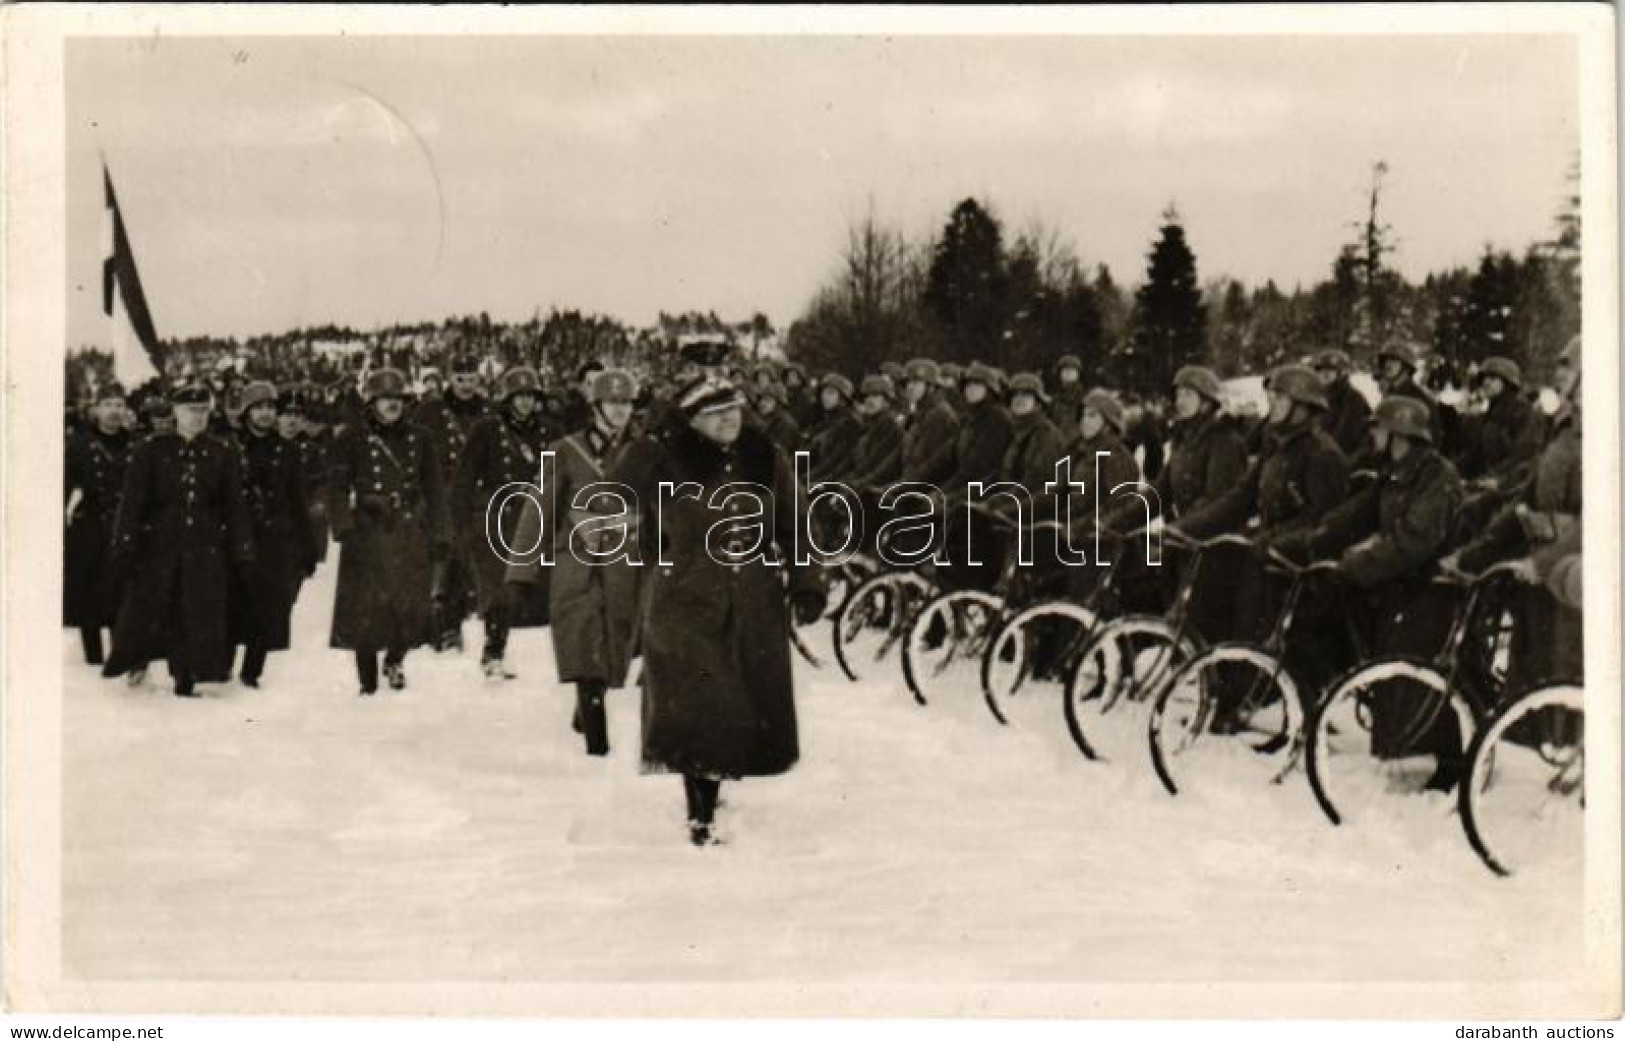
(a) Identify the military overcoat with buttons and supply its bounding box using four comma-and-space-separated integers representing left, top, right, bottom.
457, 407, 557, 623
101, 430, 256, 682
608, 421, 821, 779
326, 414, 451, 652
506, 424, 644, 687
228, 427, 321, 652
63, 426, 132, 629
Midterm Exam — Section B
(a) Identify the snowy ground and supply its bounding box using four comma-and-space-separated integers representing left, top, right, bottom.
62, 560, 1583, 984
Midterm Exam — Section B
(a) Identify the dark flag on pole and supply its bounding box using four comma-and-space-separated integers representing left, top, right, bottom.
102, 164, 161, 386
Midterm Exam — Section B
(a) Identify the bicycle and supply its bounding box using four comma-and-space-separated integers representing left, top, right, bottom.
1147, 543, 1342, 797
1304, 561, 1524, 827
1459, 680, 1585, 877
1060, 530, 1251, 767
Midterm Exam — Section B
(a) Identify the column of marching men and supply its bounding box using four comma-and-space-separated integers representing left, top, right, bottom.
64, 333, 1582, 843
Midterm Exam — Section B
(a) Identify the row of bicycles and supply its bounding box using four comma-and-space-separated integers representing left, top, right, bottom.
796, 496, 1585, 878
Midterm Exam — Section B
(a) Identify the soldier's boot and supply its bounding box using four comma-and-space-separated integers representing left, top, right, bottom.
171, 661, 197, 698
480, 613, 515, 679
79, 626, 104, 666
683, 774, 722, 846
576, 681, 609, 756
355, 650, 379, 696
126, 663, 148, 688
240, 646, 267, 689
383, 649, 407, 691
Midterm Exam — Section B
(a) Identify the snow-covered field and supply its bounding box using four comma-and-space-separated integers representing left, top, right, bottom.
62, 560, 1583, 984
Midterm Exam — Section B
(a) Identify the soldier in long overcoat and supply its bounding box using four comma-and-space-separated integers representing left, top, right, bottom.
228, 381, 320, 687
410, 356, 490, 650
804, 374, 863, 484
1311, 348, 1373, 459
608, 376, 825, 846
102, 384, 255, 696
64, 383, 133, 665
457, 366, 557, 678
328, 368, 451, 695
507, 368, 644, 756
899, 358, 958, 485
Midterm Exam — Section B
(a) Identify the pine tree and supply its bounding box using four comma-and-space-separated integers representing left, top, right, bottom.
1125, 206, 1205, 395
923, 198, 1009, 363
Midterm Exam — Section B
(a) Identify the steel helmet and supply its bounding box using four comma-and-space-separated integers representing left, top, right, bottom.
1172, 364, 1224, 404
363, 368, 410, 403
1312, 347, 1352, 373
499, 366, 543, 400
905, 357, 940, 383
879, 361, 906, 383
962, 361, 1002, 394
819, 372, 855, 400
590, 368, 638, 404
1377, 341, 1423, 371
1006, 371, 1049, 403
238, 380, 279, 412
939, 361, 964, 383
858, 374, 897, 401
1056, 354, 1083, 373
1374, 395, 1433, 443
1478, 356, 1522, 389
1268, 364, 1329, 410
1082, 388, 1126, 434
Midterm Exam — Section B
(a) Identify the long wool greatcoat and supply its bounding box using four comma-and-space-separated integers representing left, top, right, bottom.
228, 428, 320, 651
506, 425, 644, 686
457, 407, 555, 623
64, 426, 132, 628
326, 414, 450, 652
102, 431, 255, 681
608, 422, 820, 779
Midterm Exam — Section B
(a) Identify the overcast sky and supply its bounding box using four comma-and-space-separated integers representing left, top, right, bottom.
66, 33, 1578, 346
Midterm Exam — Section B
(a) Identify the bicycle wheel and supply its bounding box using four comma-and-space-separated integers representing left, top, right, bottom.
832, 571, 933, 685
1148, 643, 1305, 796
823, 555, 878, 621
1063, 616, 1196, 764
1460, 684, 1585, 877
1305, 658, 1475, 827
982, 601, 1101, 726
902, 589, 1005, 711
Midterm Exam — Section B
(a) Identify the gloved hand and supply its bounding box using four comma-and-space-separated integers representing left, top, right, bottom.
790, 589, 827, 627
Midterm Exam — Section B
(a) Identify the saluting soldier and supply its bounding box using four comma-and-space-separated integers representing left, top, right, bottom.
507, 367, 644, 757
64, 383, 134, 665
328, 368, 451, 696
457, 365, 556, 679
229, 381, 321, 688
411, 354, 491, 651
102, 384, 256, 697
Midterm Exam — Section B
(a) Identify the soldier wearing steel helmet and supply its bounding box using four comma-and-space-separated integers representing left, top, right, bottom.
458, 365, 557, 680
896, 358, 958, 486
327, 367, 452, 696
941, 362, 1016, 498
1158, 365, 1249, 522
844, 374, 907, 490
805, 373, 863, 483
1000, 371, 1067, 504
749, 379, 802, 456
508, 367, 645, 758
1047, 354, 1089, 433
227, 380, 321, 689
1177, 365, 1350, 545
1465, 355, 1541, 485
1310, 347, 1373, 458
102, 382, 257, 697
1276, 393, 1466, 783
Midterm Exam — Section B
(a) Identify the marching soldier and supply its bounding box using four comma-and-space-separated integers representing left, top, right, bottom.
229, 381, 321, 688
64, 383, 134, 665
508, 367, 643, 757
458, 366, 556, 679
102, 384, 256, 697
412, 355, 491, 650
328, 368, 451, 696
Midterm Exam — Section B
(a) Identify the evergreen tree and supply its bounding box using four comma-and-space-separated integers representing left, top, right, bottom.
1125, 206, 1205, 395
923, 198, 1009, 363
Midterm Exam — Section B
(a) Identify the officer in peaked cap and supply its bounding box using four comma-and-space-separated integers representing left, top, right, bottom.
101, 380, 255, 697
64, 380, 134, 665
